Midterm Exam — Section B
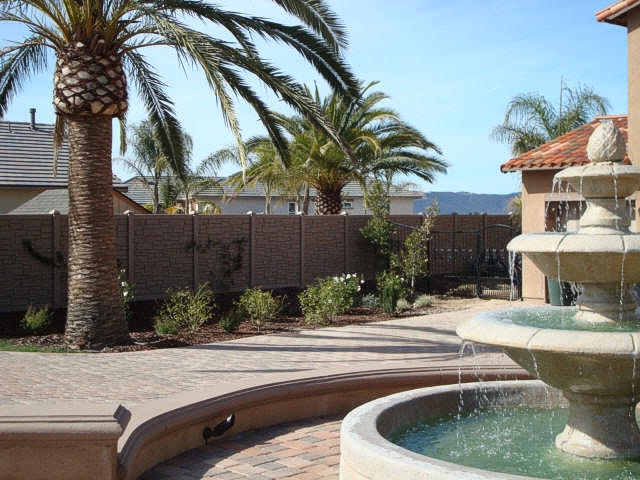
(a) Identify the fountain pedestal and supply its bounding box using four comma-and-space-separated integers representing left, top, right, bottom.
555, 392, 640, 458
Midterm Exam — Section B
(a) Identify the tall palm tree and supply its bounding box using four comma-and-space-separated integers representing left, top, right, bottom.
0, 0, 355, 348
119, 120, 173, 213
267, 82, 447, 214
492, 83, 611, 156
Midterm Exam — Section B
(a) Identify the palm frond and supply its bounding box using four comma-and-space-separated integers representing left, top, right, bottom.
0, 39, 49, 117
124, 50, 186, 178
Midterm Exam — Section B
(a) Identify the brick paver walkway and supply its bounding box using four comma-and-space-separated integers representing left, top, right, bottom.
141, 415, 343, 479
0, 298, 527, 407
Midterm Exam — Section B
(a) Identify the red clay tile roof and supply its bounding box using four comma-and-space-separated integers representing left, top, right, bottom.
500, 115, 628, 173
596, 0, 640, 25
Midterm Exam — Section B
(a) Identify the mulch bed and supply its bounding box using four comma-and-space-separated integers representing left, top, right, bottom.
0, 293, 469, 353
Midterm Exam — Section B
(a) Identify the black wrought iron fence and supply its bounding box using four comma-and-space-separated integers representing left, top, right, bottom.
391, 221, 521, 300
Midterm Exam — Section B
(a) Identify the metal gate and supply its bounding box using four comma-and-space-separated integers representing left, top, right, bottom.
426, 224, 521, 300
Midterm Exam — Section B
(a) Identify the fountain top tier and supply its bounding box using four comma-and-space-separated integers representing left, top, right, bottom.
508, 120, 640, 323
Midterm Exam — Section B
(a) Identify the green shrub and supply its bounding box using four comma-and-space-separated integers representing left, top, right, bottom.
377, 270, 410, 314
395, 298, 411, 313
235, 288, 281, 332
219, 310, 243, 333
154, 283, 214, 335
413, 294, 434, 309
359, 293, 379, 310
299, 273, 363, 326
21, 305, 52, 334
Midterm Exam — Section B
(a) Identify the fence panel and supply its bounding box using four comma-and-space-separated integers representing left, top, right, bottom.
0, 213, 515, 311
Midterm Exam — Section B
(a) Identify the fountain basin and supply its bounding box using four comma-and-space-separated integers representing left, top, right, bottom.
340, 380, 565, 480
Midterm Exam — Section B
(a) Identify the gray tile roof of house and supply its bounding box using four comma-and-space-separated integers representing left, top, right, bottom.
0, 119, 125, 188
123, 176, 423, 205
0, 121, 70, 187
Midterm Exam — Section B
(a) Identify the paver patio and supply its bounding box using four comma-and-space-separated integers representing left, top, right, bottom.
0, 297, 539, 478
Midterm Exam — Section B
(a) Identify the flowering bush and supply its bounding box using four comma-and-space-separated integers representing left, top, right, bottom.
376, 270, 410, 314
299, 273, 363, 326
118, 268, 135, 321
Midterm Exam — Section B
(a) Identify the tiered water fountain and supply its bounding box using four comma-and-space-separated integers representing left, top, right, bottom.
340, 122, 640, 479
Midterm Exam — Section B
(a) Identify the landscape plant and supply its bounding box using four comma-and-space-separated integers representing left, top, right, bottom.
21, 305, 53, 335
219, 310, 243, 334
0, 0, 355, 349
299, 273, 362, 325
376, 270, 409, 314
235, 288, 282, 332
394, 298, 411, 313
391, 205, 438, 294
118, 268, 135, 322
412, 294, 434, 309
359, 293, 380, 310
360, 180, 395, 266
154, 284, 214, 335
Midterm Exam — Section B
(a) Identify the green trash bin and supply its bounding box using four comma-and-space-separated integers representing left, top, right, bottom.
547, 278, 562, 306
547, 278, 576, 306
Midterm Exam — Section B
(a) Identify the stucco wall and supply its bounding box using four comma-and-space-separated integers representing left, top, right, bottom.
521, 169, 556, 300
0, 188, 46, 213
629, 9, 640, 165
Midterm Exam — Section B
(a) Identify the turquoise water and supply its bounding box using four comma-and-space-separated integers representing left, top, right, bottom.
389, 406, 640, 480
485, 306, 640, 332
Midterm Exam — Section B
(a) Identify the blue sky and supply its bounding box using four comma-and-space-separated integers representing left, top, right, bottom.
0, 0, 629, 194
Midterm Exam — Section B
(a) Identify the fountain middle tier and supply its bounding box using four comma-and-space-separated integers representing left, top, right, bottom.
458, 308, 640, 458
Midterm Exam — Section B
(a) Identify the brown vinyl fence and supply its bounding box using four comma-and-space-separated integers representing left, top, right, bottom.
0, 213, 514, 312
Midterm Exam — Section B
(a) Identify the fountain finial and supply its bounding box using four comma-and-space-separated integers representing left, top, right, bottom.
586, 121, 626, 163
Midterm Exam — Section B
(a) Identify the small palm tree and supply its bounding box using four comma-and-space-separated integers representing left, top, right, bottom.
119, 120, 174, 213
492, 83, 610, 155
0, 0, 355, 348
269, 82, 448, 214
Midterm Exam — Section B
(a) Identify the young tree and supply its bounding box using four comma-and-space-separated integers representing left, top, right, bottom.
0, 0, 355, 348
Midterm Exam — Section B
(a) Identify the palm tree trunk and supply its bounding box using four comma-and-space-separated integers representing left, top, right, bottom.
316, 186, 343, 215
64, 115, 129, 349
153, 174, 160, 213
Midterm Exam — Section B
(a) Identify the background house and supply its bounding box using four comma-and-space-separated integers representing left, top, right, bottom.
0, 110, 147, 214
500, 114, 629, 301
124, 176, 423, 215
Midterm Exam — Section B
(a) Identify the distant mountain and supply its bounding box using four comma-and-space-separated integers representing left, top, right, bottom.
414, 191, 519, 215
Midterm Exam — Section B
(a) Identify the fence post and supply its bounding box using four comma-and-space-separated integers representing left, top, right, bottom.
344, 214, 349, 273
192, 212, 199, 290
476, 229, 482, 297
249, 212, 256, 288
299, 215, 304, 288
451, 213, 457, 273
126, 211, 135, 286
50, 210, 61, 308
